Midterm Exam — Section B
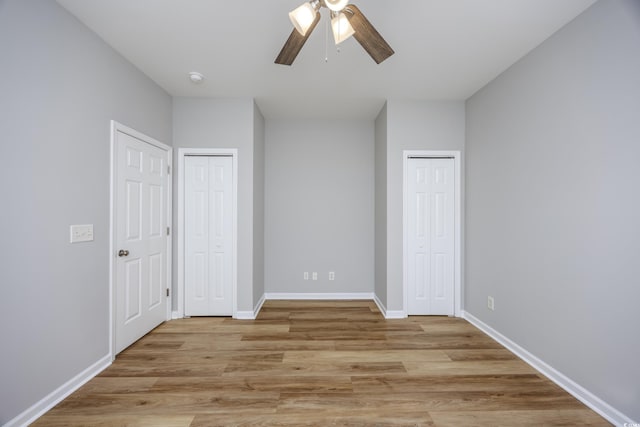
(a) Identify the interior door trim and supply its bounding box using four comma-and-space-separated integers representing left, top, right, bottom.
176, 148, 238, 319
109, 120, 173, 360
402, 150, 462, 317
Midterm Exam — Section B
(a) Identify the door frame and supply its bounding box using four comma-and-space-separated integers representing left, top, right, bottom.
176, 148, 238, 319
403, 150, 462, 317
109, 120, 173, 359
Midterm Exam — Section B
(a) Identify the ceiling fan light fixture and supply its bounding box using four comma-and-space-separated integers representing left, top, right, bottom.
331, 12, 355, 45
289, 1, 319, 36
324, 0, 349, 12
275, 2, 394, 66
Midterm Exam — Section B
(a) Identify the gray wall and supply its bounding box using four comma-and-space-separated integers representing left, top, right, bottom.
465, 0, 640, 420
253, 102, 265, 308
172, 98, 257, 313
264, 119, 375, 294
383, 100, 466, 311
374, 104, 388, 307
0, 0, 172, 423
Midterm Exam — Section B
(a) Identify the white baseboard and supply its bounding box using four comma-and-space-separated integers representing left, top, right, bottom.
235, 310, 256, 320
373, 294, 387, 316
462, 311, 634, 426
235, 294, 267, 320
5, 354, 112, 427
264, 292, 375, 300
262, 293, 407, 320
372, 294, 407, 319
171, 310, 181, 320
254, 294, 266, 316
384, 310, 407, 319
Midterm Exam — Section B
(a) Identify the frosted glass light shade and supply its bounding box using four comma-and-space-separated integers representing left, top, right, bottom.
324, 0, 349, 12
331, 12, 355, 44
289, 2, 317, 36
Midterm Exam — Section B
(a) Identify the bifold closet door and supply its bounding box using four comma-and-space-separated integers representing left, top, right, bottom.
185, 156, 233, 316
407, 158, 455, 315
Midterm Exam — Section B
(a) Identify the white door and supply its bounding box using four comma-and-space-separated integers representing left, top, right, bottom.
184, 156, 233, 316
114, 129, 169, 354
407, 158, 455, 315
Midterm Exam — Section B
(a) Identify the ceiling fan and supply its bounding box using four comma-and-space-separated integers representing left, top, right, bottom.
275, 0, 394, 66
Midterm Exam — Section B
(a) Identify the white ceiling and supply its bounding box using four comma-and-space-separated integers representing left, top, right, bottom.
56, 0, 596, 119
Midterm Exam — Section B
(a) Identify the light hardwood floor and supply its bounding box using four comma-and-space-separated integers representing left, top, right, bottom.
33, 300, 610, 426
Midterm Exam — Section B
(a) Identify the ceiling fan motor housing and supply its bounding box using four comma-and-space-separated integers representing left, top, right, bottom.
323, 0, 349, 12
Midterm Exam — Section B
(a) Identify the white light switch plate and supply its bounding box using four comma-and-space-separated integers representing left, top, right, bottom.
70, 224, 94, 243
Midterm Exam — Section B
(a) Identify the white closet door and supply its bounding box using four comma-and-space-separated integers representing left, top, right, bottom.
185, 156, 233, 316
407, 158, 455, 315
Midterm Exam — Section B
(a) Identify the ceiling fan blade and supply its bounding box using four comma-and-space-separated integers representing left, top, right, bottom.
275, 12, 321, 66
345, 4, 394, 64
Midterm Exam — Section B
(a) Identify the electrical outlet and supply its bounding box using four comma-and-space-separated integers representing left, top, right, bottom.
312, 272, 317, 281
304, 272, 309, 280
328, 271, 335, 281
487, 296, 495, 311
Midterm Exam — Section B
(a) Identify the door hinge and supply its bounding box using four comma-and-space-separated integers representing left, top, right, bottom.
167, 165, 171, 175
166, 288, 170, 297
167, 226, 170, 236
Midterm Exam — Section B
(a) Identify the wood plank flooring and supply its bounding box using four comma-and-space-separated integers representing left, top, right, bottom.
33, 300, 610, 426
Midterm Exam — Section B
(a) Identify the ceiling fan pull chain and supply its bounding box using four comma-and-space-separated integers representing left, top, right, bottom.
325, 15, 329, 62
335, 10, 341, 54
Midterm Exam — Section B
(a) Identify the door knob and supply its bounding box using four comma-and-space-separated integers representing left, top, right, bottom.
118, 249, 129, 257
